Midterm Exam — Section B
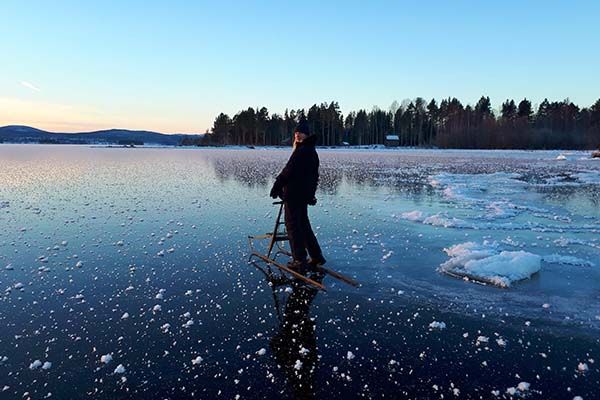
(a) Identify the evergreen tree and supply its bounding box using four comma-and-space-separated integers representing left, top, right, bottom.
211, 113, 232, 144
517, 98, 533, 120
501, 99, 517, 120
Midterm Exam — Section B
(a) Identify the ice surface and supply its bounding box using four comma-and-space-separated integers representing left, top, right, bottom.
0, 145, 598, 399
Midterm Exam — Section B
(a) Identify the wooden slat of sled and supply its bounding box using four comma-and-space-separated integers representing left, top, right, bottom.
251, 253, 326, 291
316, 266, 359, 287
272, 248, 358, 287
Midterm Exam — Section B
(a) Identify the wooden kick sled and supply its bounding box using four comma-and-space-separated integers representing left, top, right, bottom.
248, 201, 359, 291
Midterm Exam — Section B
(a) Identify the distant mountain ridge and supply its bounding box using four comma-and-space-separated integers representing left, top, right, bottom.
0, 125, 203, 145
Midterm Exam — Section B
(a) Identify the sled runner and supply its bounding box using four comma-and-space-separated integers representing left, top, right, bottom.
248, 201, 359, 291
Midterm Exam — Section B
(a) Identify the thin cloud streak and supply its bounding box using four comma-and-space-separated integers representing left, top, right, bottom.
20, 81, 41, 92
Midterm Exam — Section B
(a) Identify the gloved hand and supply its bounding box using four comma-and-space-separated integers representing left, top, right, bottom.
308, 197, 317, 206
270, 186, 280, 199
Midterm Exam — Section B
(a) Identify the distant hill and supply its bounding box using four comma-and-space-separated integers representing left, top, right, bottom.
0, 125, 204, 146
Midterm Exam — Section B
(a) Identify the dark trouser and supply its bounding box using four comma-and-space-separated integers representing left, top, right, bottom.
284, 201, 323, 262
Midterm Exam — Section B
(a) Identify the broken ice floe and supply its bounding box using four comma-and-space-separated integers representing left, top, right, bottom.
439, 241, 541, 287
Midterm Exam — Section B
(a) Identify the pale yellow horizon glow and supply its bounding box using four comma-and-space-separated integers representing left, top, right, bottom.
0, 97, 207, 134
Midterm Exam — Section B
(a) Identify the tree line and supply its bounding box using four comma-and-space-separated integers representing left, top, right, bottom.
180, 97, 600, 149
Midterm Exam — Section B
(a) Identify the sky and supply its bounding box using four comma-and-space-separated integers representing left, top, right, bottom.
1, 0, 599, 134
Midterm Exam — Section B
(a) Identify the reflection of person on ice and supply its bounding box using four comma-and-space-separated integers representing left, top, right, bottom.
270, 116, 326, 270
270, 279, 321, 400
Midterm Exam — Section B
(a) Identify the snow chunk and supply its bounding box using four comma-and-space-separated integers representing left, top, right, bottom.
346, 351, 355, 360
41, 361, 52, 370
29, 360, 42, 370
121, 312, 129, 320
577, 362, 589, 372
428, 321, 447, 330
101, 354, 113, 364
256, 348, 266, 356
114, 364, 126, 374
400, 210, 423, 221
192, 356, 203, 365
476, 336, 489, 345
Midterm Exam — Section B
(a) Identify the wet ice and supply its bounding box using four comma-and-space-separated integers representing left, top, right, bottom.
0, 146, 598, 399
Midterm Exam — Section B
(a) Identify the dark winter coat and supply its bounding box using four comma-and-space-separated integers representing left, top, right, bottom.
270, 135, 319, 204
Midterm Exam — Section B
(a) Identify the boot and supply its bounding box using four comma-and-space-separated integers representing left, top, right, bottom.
307, 256, 326, 267
287, 259, 308, 272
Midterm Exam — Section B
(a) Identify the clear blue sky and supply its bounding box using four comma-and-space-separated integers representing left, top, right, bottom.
1, 0, 598, 133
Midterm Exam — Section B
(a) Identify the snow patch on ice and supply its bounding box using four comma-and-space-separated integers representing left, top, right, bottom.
423, 214, 464, 228
400, 210, 423, 221
543, 254, 594, 267
573, 171, 600, 185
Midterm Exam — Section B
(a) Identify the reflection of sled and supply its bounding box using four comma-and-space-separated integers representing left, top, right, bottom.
248, 201, 359, 291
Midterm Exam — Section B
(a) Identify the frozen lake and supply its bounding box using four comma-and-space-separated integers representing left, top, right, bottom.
0, 145, 599, 399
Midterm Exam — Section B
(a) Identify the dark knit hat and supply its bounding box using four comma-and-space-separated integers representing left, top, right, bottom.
295, 116, 310, 135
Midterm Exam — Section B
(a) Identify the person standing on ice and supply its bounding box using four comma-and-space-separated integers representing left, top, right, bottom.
270, 115, 326, 270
